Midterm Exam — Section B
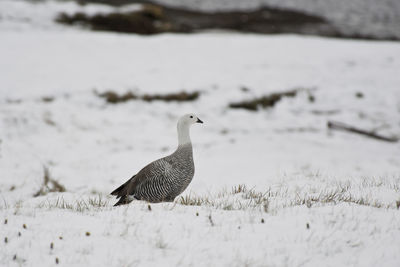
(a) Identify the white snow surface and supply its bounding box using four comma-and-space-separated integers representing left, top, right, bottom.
1, 1, 400, 266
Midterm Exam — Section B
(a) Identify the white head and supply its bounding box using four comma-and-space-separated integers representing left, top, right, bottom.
177, 113, 203, 146
178, 113, 203, 127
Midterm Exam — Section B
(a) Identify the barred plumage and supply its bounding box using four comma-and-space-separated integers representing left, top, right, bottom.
111, 114, 203, 206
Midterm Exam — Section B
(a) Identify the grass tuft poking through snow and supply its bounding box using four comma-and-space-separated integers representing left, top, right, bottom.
33, 166, 66, 197
36, 195, 109, 212
177, 179, 400, 212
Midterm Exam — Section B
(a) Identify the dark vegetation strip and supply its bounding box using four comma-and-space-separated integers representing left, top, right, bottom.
97, 90, 200, 104
229, 90, 297, 111
56, 3, 337, 36
57, 1, 399, 40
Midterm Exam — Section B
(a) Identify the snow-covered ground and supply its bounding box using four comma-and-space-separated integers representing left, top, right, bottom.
1, 1, 400, 266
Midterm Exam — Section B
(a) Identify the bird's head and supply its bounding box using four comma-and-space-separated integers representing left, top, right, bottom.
178, 113, 203, 127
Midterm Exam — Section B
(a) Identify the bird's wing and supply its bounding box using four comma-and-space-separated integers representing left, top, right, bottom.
125, 158, 172, 195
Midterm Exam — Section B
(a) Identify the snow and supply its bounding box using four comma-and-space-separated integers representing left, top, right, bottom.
1, 1, 400, 266
3, 201, 400, 266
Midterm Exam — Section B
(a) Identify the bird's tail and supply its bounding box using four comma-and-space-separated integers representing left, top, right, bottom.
111, 175, 137, 206
110, 175, 136, 196
110, 182, 127, 196
113, 196, 132, 206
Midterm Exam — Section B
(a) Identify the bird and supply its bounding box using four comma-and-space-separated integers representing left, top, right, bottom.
110, 113, 203, 206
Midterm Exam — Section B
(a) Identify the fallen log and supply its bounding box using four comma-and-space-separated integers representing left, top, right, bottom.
327, 121, 398, 143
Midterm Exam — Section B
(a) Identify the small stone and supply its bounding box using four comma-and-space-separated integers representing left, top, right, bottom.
18, 232, 21, 237
55, 257, 59, 264
23, 224, 27, 229
196, 212, 199, 216
50, 242, 54, 249
85, 232, 90, 236
59, 236, 63, 240
4, 219, 7, 224
13, 254, 17, 260
148, 204, 152, 211
261, 218, 265, 223
4, 237, 8, 243
355, 92, 364, 98
306, 223, 310, 229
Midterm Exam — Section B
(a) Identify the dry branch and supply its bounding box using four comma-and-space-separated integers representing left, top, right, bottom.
327, 121, 398, 143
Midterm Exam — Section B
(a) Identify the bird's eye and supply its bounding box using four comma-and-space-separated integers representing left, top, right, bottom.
190, 116, 193, 118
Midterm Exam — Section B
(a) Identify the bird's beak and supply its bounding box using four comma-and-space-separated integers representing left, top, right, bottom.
196, 118, 203, 124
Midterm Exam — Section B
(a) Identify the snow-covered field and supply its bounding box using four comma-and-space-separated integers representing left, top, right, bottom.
1, 1, 400, 266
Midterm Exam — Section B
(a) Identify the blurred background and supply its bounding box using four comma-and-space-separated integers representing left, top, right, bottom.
0, 0, 399, 199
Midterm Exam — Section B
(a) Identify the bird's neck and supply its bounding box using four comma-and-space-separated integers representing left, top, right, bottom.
177, 123, 191, 148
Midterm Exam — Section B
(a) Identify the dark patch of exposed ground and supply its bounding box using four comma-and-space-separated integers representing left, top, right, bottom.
96, 90, 200, 104
60, 0, 400, 40
74, 0, 400, 41
229, 90, 298, 111
56, 2, 343, 37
